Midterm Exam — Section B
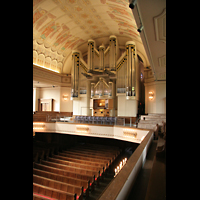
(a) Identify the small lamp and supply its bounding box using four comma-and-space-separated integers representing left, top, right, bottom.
63, 95, 68, 101
149, 91, 154, 100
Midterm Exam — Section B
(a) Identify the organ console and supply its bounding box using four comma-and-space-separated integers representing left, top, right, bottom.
92, 99, 113, 117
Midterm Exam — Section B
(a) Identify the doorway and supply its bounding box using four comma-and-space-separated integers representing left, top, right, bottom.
38, 99, 54, 111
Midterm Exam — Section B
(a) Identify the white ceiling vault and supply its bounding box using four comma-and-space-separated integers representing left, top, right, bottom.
33, 0, 166, 81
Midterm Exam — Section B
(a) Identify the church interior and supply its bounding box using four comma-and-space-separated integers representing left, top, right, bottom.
33, 0, 166, 199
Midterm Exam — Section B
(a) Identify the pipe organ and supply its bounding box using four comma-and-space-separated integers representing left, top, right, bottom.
71, 35, 140, 117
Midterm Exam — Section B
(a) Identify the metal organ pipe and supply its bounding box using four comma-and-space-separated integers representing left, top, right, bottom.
126, 41, 136, 99
71, 51, 80, 99
99, 44, 105, 71
87, 39, 95, 72
109, 35, 117, 71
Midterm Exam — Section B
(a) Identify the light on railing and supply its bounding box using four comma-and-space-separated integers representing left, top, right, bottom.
33, 123, 45, 130
114, 158, 127, 177
76, 125, 89, 133
123, 129, 137, 138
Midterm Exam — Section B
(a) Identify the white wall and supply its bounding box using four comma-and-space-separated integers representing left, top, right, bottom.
145, 81, 166, 114
60, 87, 73, 112
39, 86, 73, 112
117, 95, 138, 117
73, 96, 88, 115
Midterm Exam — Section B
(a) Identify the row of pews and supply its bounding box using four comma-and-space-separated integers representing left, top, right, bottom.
137, 113, 166, 139
33, 142, 121, 200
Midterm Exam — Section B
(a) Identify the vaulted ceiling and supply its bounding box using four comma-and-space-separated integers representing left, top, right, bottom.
33, 0, 165, 80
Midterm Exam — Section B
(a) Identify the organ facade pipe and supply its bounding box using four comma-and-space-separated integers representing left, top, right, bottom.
87, 39, 95, 72
99, 44, 105, 70
125, 41, 136, 100
71, 50, 80, 99
109, 35, 117, 71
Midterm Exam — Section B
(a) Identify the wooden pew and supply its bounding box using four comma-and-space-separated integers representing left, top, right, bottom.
79, 143, 121, 156
83, 143, 120, 151
33, 183, 77, 200
33, 174, 83, 200
62, 150, 111, 164
40, 160, 100, 186
47, 157, 103, 177
71, 146, 119, 157
65, 149, 115, 163
34, 162, 95, 191
59, 151, 109, 167
52, 154, 105, 171
33, 168, 89, 197
33, 193, 58, 200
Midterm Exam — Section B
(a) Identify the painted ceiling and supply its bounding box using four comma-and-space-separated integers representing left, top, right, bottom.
33, 0, 147, 73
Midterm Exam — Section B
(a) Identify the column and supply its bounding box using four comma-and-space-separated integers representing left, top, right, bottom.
125, 41, 136, 100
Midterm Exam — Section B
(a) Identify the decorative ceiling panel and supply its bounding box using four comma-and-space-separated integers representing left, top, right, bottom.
33, 0, 142, 59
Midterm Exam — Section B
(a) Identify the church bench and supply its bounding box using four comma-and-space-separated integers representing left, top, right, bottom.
72, 145, 120, 156
72, 144, 119, 152
59, 151, 109, 166
33, 174, 83, 200
62, 150, 111, 164
67, 149, 116, 162
34, 162, 95, 191
40, 160, 100, 185
33, 183, 77, 200
33, 168, 89, 197
33, 193, 58, 200
82, 143, 120, 152
33, 147, 50, 160
48, 157, 103, 177
52, 154, 105, 170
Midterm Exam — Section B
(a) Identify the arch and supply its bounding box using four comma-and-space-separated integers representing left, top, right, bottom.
57, 62, 63, 73
44, 57, 51, 69
33, 50, 38, 64
51, 59, 57, 71
37, 54, 45, 66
